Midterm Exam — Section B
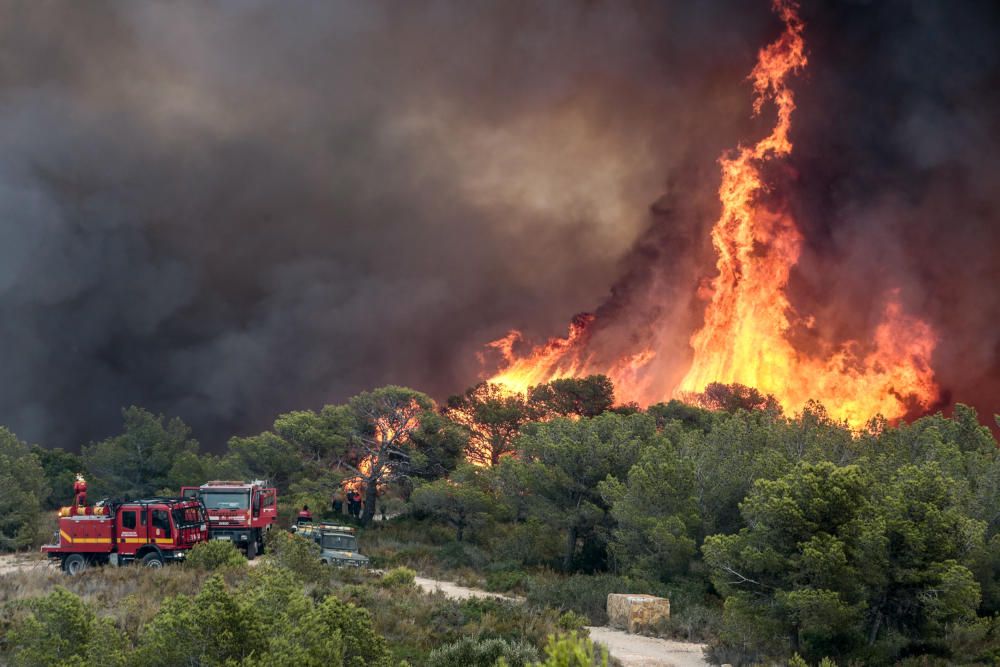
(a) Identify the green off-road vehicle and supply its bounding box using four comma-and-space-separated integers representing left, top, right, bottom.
294, 522, 369, 568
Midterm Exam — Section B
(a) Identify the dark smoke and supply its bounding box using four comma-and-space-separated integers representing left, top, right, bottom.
785, 0, 1000, 426
2, 1, 997, 450
0, 0, 769, 449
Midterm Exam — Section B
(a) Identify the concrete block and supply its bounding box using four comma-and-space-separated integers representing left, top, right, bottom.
606, 593, 670, 634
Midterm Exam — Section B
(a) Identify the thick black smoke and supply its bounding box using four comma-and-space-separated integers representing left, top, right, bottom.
0, 0, 771, 449
2, 1, 997, 450
785, 0, 1000, 425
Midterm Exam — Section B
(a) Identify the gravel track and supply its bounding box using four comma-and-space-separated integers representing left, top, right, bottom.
412, 576, 709, 667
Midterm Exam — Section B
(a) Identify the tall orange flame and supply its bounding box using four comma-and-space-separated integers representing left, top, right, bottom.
675, 0, 936, 426
484, 0, 938, 427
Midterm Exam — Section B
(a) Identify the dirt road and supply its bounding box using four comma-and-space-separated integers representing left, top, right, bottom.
413, 576, 521, 602
584, 626, 708, 667
413, 576, 709, 667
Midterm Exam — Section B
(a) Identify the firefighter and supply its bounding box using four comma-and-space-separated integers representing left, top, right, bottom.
349, 490, 362, 519
332, 494, 343, 515
73, 473, 87, 508
297, 504, 313, 524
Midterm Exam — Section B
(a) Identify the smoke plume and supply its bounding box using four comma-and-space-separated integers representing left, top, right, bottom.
0, 1, 997, 448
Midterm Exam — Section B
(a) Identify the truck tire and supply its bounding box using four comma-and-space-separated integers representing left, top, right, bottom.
246, 537, 257, 560
142, 552, 164, 568
63, 553, 87, 576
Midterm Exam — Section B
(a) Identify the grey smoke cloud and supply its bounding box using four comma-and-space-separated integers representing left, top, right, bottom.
2, 0, 996, 449
0, 0, 768, 448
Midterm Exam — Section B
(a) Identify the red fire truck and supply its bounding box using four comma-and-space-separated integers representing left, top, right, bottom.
42, 477, 209, 575
181, 480, 277, 559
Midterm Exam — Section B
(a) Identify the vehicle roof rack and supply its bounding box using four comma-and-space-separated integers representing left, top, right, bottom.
317, 523, 356, 532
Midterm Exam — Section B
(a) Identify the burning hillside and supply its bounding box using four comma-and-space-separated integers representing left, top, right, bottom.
483, 0, 939, 427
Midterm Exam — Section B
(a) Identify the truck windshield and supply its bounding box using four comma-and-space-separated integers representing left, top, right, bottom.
201, 491, 250, 510
172, 506, 204, 528
321, 535, 357, 551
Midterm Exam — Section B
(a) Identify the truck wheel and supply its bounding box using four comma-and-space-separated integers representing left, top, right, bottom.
246, 538, 257, 560
62, 554, 87, 576
142, 552, 164, 569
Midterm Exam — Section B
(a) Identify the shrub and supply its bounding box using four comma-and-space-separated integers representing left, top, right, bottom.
0, 428, 48, 551
490, 519, 563, 568
265, 529, 326, 582
382, 566, 416, 589
6, 586, 128, 667
307, 595, 391, 667
557, 611, 589, 633
485, 569, 529, 594
184, 539, 246, 571
527, 574, 638, 625
437, 541, 489, 569
134, 575, 269, 666
530, 632, 609, 667
427, 636, 539, 667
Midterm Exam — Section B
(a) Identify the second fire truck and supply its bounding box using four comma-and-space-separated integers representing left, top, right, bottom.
181, 480, 277, 559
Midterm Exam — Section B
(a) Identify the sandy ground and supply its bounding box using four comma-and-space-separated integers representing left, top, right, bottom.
413, 576, 522, 602
0, 553, 55, 576
585, 626, 708, 667
413, 575, 708, 667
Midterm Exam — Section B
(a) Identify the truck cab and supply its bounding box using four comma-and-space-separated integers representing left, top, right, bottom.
295, 523, 369, 568
181, 480, 277, 559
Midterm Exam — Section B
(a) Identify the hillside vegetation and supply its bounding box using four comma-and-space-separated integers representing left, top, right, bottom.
3, 378, 1000, 665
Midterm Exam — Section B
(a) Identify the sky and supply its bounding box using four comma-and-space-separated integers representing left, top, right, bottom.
1, 0, 998, 450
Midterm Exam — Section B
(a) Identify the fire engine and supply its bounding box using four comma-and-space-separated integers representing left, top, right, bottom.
42, 475, 209, 575
181, 480, 277, 559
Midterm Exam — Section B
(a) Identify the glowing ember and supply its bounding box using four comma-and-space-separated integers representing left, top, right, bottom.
483, 0, 938, 427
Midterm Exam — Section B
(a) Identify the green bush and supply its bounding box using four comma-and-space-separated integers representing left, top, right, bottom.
265, 529, 326, 582
132, 569, 392, 667
437, 541, 489, 570
485, 568, 529, 593
184, 539, 247, 571
490, 519, 563, 569
0, 428, 48, 551
529, 632, 609, 667
527, 574, 639, 625
134, 575, 269, 666
6, 586, 128, 667
382, 566, 416, 589
427, 636, 538, 667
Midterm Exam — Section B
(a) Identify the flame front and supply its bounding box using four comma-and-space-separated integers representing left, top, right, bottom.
484, 0, 938, 427
485, 314, 595, 395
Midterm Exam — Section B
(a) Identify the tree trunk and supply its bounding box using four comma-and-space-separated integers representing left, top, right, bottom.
563, 525, 577, 572
867, 608, 883, 646
361, 480, 378, 526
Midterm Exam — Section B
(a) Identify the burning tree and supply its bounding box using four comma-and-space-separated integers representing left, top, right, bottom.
445, 383, 540, 467
447, 376, 619, 467
340, 386, 435, 525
